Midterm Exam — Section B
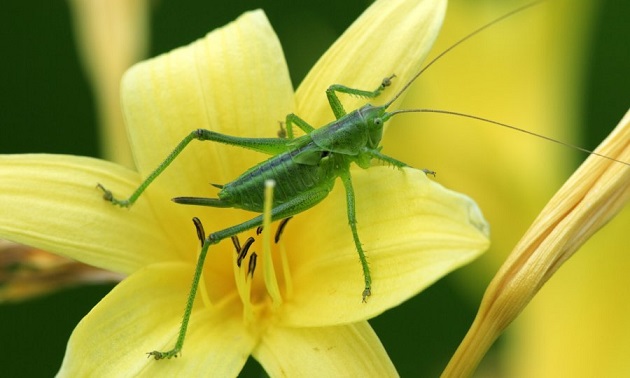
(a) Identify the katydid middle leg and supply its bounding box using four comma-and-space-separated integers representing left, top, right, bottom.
339, 169, 372, 302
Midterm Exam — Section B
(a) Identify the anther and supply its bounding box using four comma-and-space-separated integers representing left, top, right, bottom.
192, 217, 205, 247
274, 217, 293, 244
247, 252, 258, 279
237, 237, 255, 268
231, 235, 241, 254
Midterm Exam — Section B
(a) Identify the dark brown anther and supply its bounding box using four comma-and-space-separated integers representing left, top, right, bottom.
256, 226, 263, 235
231, 235, 241, 254
247, 253, 258, 279
237, 237, 255, 268
192, 217, 205, 247
274, 217, 293, 244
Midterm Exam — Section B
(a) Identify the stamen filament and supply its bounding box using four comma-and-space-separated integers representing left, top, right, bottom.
279, 242, 293, 299
262, 180, 283, 307
233, 239, 254, 323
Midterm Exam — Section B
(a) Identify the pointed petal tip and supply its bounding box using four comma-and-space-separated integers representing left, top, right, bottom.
297, 0, 447, 123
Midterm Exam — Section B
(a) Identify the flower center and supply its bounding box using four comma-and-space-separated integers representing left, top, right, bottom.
230, 181, 293, 325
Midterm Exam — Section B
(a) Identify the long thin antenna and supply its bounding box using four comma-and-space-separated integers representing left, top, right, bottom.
385, 0, 545, 108
390, 108, 630, 166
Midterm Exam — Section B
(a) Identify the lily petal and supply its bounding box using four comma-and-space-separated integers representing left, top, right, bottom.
121, 10, 294, 241
0, 154, 173, 274
58, 262, 256, 377
254, 321, 397, 377
296, 0, 447, 126
281, 167, 489, 326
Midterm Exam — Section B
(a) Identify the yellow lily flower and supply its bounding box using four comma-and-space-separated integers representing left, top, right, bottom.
0, 0, 491, 375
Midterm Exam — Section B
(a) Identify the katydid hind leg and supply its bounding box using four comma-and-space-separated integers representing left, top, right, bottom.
98, 129, 292, 208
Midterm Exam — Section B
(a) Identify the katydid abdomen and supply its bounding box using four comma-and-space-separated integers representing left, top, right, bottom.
216, 142, 339, 213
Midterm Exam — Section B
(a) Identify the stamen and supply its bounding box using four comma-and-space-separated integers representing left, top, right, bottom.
247, 252, 258, 279
231, 235, 241, 254
262, 180, 283, 307
274, 217, 292, 244
192, 217, 205, 247
189, 218, 212, 307
278, 242, 293, 299
233, 243, 254, 323
256, 226, 263, 235
237, 237, 255, 268
273, 218, 293, 298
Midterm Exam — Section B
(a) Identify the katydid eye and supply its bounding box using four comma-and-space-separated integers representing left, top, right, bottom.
374, 118, 382, 126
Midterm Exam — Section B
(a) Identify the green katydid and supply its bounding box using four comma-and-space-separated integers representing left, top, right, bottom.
97, 1, 626, 360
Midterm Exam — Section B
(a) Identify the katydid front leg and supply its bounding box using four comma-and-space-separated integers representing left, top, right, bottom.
283, 75, 395, 139
326, 75, 395, 119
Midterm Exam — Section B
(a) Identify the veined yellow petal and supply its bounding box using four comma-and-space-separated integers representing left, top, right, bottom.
296, 0, 446, 127
58, 262, 257, 377
121, 9, 294, 238
0, 154, 174, 274
280, 167, 489, 325
254, 321, 397, 377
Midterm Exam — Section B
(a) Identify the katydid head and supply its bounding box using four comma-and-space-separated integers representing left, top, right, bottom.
357, 104, 388, 149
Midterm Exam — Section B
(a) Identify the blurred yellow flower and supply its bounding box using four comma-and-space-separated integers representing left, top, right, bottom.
0, 0, 493, 375
384, 0, 629, 375
69, 0, 149, 167
444, 110, 629, 377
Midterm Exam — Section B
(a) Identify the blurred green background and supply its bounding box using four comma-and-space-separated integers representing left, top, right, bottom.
0, 0, 628, 376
